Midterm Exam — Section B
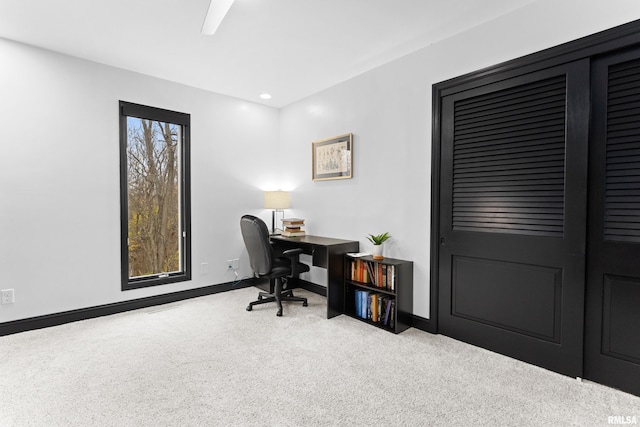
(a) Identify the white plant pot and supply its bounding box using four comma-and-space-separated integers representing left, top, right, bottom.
372, 244, 384, 260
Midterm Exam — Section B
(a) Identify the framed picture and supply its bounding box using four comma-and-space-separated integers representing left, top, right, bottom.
312, 133, 353, 181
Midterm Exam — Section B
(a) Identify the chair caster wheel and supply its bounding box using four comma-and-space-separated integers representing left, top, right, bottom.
303, 302, 308, 307
277, 310, 283, 317
246, 306, 252, 311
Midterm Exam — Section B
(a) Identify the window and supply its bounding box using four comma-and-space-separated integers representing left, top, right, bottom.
119, 101, 191, 290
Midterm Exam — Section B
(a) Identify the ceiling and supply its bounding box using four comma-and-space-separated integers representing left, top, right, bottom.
0, 0, 535, 108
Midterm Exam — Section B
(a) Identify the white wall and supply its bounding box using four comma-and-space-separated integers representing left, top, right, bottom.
0, 38, 281, 322
279, 0, 640, 319
4, 0, 640, 324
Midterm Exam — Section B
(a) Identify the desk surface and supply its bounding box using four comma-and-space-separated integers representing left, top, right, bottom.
270, 234, 358, 247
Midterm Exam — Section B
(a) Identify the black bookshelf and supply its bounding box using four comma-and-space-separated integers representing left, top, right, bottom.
344, 255, 413, 334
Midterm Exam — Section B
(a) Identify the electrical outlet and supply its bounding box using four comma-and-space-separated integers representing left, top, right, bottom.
226, 258, 239, 271
1, 289, 15, 305
200, 262, 209, 275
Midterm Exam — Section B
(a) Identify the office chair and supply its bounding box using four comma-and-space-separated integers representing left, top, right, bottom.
240, 214, 310, 316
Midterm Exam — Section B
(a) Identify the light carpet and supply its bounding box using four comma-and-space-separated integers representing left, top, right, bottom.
0, 287, 639, 426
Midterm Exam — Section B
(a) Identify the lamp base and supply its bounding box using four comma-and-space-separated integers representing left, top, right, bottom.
270, 209, 286, 234
271, 210, 276, 234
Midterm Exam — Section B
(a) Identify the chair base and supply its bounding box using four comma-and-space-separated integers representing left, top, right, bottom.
246, 286, 308, 317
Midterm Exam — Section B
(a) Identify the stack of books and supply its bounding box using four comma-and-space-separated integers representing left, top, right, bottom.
281, 218, 305, 237
354, 290, 395, 328
348, 257, 396, 291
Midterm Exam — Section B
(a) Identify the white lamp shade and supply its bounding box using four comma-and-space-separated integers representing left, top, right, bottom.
264, 191, 290, 209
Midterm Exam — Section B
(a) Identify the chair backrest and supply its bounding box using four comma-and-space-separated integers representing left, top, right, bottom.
240, 214, 274, 276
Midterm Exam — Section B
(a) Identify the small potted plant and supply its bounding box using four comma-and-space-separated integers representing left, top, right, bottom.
367, 232, 391, 260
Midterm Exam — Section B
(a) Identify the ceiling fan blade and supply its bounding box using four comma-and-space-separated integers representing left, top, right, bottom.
201, 0, 236, 35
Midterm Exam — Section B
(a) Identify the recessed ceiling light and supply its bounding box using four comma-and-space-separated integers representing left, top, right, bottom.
259, 93, 272, 100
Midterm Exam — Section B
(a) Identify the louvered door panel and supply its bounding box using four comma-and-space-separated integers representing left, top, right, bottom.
452, 75, 567, 237
439, 60, 588, 379
586, 48, 640, 397
605, 58, 640, 242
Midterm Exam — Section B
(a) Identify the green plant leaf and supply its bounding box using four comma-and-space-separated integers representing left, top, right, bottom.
366, 232, 391, 245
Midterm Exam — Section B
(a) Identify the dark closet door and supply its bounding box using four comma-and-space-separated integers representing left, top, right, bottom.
438, 61, 589, 377
585, 49, 640, 395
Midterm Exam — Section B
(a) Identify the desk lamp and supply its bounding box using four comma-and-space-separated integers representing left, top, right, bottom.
264, 191, 290, 234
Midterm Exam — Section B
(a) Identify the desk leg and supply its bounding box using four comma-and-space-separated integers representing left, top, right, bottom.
326, 242, 359, 319
326, 252, 343, 319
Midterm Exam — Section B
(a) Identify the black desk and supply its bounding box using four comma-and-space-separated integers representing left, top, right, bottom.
270, 235, 359, 318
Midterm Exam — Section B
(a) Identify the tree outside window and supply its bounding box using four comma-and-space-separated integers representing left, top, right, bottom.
119, 101, 191, 290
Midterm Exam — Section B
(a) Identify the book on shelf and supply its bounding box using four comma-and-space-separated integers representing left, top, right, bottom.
366, 262, 377, 286
349, 259, 395, 291
380, 295, 394, 326
370, 293, 379, 323
355, 289, 368, 319
383, 298, 391, 325
353, 290, 395, 326
382, 265, 387, 289
350, 259, 371, 284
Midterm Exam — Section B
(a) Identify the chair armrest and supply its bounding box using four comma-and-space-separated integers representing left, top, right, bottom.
282, 248, 303, 277
282, 248, 303, 258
